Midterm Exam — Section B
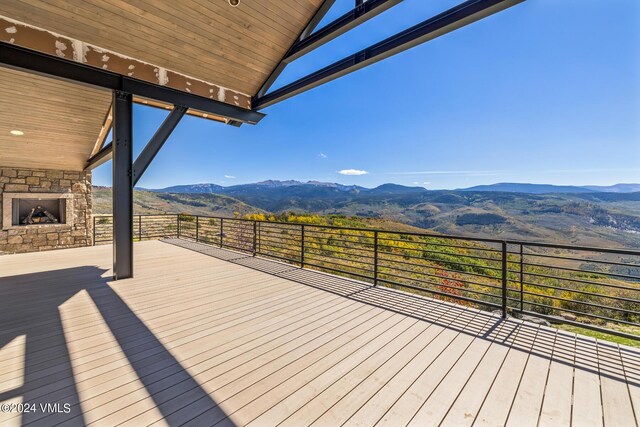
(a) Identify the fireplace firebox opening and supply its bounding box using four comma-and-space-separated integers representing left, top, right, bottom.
13, 198, 66, 226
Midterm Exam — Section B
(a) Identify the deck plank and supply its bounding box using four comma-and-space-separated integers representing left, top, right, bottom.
407, 316, 511, 427
572, 336, 604, 427
538, 331, 577, 427
473, 323, 541, 426
597, 340, 637, 427
0, 240, 636, 427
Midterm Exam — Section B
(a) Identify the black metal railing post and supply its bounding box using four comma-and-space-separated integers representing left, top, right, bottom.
253, 220, 257, 256
501, 241, 508, 319
374, 230, 379, 286
88, 212, 640, 342
519, 243, 524, 313
301, 224, 305, 268
220, 218, 224, 248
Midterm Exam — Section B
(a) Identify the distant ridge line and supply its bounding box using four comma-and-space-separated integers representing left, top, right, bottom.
142, 180, 640, 195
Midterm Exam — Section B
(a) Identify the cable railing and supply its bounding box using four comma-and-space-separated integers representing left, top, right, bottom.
93, 214, 640, 340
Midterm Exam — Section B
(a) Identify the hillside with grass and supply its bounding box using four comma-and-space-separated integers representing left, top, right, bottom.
95, 182, 640, 248
93, 186, 265, 217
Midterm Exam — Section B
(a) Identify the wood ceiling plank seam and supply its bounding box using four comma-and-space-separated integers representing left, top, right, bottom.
48, 0, 279, 80
0, 147, 95, 155
242, 2, 309, 35
287, 0, 326, 16
12, 1, 266, 90
254, 0, 319, 26
0, 67, 111, 172
195, 0, 301, 40
99, 0, 284, 69
159, 0, 296, 51
0, 90, 111, 105
0, 0, 326, 96
0, 121, 109, 131
0, 4, 258, 97
0, 145, 95, 153
2, 110, 111, 120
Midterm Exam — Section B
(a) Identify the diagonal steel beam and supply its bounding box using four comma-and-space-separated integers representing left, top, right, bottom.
132, 105, 187, 186
85, 141, 113, 170
254, 0, 523, 109
255, 0, 337, 99
285, 0, 403, 63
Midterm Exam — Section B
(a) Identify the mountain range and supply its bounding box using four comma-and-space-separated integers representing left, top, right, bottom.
148, 181, 640, 195
89, 180, 640, 249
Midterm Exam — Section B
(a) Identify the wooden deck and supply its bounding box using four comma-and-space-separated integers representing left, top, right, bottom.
0, 239, 638, 427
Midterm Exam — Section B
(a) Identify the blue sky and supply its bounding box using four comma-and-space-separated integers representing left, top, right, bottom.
93, 0, 639, 190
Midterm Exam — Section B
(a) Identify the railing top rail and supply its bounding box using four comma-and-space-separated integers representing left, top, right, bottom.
92, 213, 640, 256
505, 239, 640, 256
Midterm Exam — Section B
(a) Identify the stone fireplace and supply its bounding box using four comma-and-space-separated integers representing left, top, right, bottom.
5, 193, 72, 228
0, 167, 92, 254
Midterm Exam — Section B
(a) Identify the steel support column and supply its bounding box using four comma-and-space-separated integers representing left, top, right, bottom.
112, 90, 134, 280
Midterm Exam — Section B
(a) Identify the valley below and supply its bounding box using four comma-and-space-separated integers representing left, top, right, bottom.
93, 181, 640, 248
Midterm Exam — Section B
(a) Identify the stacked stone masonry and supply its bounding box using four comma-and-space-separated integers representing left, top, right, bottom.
0, 167, 93, 254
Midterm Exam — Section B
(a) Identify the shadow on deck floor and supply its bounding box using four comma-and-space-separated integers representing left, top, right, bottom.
164, 238, 640, 390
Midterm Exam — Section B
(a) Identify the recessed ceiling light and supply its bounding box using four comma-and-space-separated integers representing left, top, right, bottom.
228, 0, 240, 6
10, 130, 24, 136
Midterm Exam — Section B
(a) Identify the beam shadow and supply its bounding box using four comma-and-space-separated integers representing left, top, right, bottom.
163, 239, 640, 389
0, 266, 232, 426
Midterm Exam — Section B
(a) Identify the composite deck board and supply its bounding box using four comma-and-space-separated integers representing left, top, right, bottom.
0, 240, 638, 427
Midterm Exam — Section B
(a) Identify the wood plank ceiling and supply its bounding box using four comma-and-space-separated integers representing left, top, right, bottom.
0, 67, 112, 171
0, 1, 324, 171
0, 0, 324, 100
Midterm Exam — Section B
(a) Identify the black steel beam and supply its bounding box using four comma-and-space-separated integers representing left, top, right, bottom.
112, 90, 134, 280
254, 0, 523, 109
285, 0, 403, 63
0, 42, 264, 124
132, 105, 186, 186
255, 0, 336, 99
299, 0, 338, 41
85, 141, 113, 170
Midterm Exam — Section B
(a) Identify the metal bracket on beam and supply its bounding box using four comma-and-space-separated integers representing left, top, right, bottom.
132, 105, 187, 186
254, 0, 523, 109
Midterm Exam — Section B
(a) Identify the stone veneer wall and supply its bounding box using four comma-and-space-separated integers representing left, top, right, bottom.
0, 167, 92, 254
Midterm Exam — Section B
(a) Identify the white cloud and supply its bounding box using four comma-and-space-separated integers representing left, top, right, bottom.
339, 169, 368, 176
319, 153, 327, 159
423, 182, 431, 185
224, 175, 236, 179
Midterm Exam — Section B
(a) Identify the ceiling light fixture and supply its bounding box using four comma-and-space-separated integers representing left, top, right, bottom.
228, 0, 240, 6
10, 130, 24, 136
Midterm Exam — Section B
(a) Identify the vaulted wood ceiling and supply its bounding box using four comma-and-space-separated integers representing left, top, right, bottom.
0, 1, 325, 171
0, 0, 324, 101
0, 67, 112, 171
